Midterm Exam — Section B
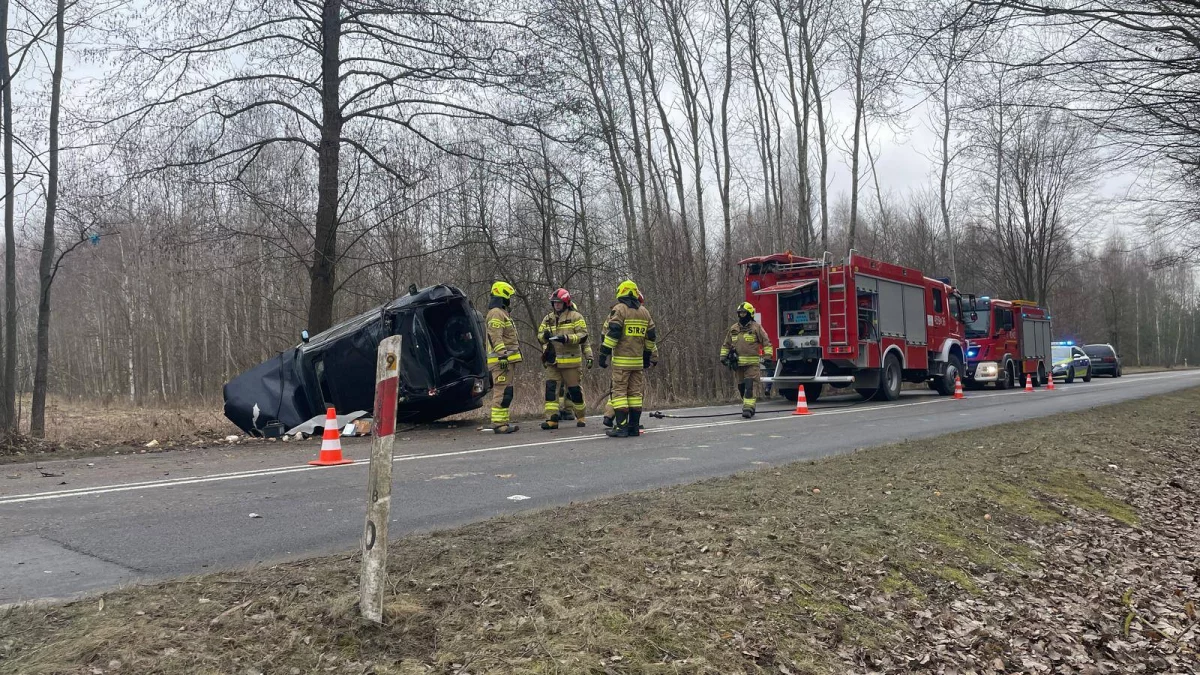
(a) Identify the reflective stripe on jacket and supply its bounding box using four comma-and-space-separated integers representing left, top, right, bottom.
486, 307, 522, 365
538, 309, 588, 366
721, 321, 773, 365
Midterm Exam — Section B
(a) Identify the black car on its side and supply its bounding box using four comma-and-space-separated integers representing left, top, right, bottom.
223, 284, 491, 436
1083, 343, 1122, 377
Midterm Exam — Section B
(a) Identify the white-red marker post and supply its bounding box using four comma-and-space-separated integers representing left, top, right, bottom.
360, 335, 401, 624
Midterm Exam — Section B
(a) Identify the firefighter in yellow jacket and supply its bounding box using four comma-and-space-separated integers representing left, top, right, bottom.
485, 281, 521, 433
721, 301, 774, 418
603, 290, 646, 428
538, 289, 589, 429
598, 280, 656, 437
556, 301, 593, 422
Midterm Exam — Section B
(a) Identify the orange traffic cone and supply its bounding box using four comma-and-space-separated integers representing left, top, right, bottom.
309, 407, 354, 466
953, 375, 965, 400
1024, 375, 1034, 392
1046, 376, 1056, 391
792, 387, 811, 415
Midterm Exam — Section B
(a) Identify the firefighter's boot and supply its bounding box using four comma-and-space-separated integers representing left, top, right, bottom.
541, 416, 559, 430
568, 386, 587, 427
603, 415, 614, 428
559, 408, 575, 421
606, 411, 630, 438
493, 423, 520, 434
741, 378, 756, 418
627, 410, 642, 437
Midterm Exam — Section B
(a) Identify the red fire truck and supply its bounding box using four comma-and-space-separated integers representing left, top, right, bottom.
740, 251, 968, 403
962, 297, 1052, 389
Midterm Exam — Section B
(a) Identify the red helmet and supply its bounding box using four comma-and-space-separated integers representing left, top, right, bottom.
550, 288, 572, 306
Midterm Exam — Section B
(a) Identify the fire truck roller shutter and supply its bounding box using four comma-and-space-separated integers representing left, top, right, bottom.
1021, 318, 1051, 360
902, 284, 927, 345
753, 279, 818, 295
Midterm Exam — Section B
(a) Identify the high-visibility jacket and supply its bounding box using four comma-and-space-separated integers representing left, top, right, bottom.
486, 306, 522, 366
538, 308, 588, 367
721, 320, 773, 366
602, 299, 657, 370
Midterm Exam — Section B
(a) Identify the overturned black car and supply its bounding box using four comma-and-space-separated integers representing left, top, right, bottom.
223, 285, 491, 436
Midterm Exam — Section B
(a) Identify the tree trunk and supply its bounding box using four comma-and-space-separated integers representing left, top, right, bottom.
800, 17, 829, 252
847, 0, 870, 252
31, 0, 66, 437
938, 66, 956, 282
0, 0, 17, 431
307, 0, 343, 334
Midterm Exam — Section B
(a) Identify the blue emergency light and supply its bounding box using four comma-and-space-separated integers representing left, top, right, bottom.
1051, 340, 1074, 347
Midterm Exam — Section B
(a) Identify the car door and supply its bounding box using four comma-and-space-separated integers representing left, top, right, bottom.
1073, 347, 1089, 376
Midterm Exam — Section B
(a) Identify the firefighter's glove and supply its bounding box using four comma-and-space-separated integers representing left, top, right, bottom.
644, 352, 657, 369
497, 356, 509, 371
586, 357, 594, 369
763, 359, 776, 372
598, 353, 610, 369
548, 335, 566, 344
542, 330, 551, 342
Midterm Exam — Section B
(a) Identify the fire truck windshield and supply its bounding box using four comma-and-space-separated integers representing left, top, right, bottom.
965, 311, 990, 339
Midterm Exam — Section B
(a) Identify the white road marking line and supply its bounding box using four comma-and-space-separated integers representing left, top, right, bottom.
2, 371, 1195, 506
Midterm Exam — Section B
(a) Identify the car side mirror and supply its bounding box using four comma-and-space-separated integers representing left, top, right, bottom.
301, 330, 310, 344
970, 312, 978, 322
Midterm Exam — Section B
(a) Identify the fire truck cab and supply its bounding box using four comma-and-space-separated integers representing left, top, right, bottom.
741, 251, 968, 403
963, 297, 1053, 389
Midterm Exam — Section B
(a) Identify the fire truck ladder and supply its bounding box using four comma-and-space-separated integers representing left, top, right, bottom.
828, 265, 848, 345
772, 250, 833, 274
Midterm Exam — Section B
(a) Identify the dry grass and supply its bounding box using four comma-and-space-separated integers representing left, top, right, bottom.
0, 395, 239, 464
2, 390, 1198, 674
9, 394, 235, 444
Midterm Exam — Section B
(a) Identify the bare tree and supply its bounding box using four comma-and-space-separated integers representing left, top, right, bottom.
104, 0, 555, 333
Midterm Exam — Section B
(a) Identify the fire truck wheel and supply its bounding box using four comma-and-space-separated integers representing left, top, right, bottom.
995, 362, 1014, 390
1032, 363, 1048, 387
804, 384, 823, 403
931, 354, 964, 396
778, 388, 798, 402
873, 355, 902, 402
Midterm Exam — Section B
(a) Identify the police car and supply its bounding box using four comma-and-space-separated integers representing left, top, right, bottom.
1051, 341, 1092, 383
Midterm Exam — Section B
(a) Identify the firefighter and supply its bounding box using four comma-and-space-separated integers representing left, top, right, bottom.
556, 301, 593, 421
485, 281, 522, 433
598, 281, 656, 437
538, 289, 589, 429
721, 301, 774, 418
602, 291, 647, 428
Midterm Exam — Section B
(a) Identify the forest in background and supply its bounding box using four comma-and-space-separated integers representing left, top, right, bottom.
0, 0, 1196, 433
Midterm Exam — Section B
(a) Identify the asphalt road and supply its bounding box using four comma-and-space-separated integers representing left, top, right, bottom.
2, 370, 1198, 605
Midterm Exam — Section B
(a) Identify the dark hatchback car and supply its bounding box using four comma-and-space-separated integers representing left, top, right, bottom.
1084, 343, 1122, 377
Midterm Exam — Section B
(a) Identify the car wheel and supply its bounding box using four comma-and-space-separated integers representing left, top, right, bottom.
1083, 368, 1092, 382
1115, 366, 1122, 378
1066, 367, 1075, 384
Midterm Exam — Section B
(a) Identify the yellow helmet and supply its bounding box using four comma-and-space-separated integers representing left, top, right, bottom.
616, 279, 639, 300
738, 301, 755, 315
490, 281, 516, 299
